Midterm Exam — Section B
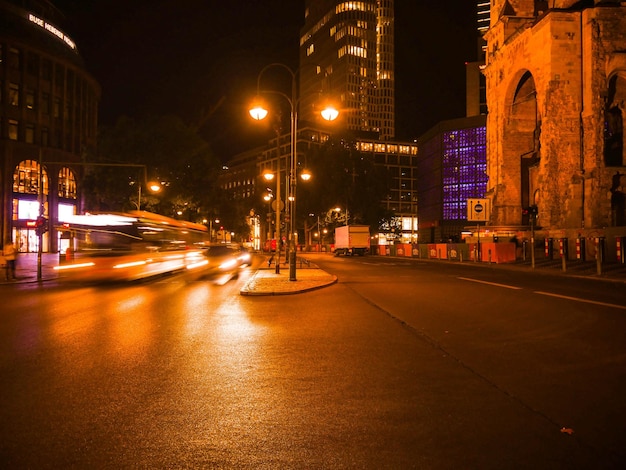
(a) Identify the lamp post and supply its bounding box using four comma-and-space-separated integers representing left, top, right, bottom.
263, 170, 281, 274
136, 167, 162, 211
250, 63, 338, 281
209, 218, 220, 243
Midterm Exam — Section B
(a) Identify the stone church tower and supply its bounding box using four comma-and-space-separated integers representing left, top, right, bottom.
484, 1, 626, 233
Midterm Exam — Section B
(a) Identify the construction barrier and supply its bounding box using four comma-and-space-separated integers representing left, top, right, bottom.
477, 242, 516, 263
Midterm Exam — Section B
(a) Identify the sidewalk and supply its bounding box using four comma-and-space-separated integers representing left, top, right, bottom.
239, 264, 338, 296
0, 253, 59, 285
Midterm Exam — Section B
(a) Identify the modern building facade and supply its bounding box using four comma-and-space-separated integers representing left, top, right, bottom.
416, 115, 487, 243
1, 0, 100, 253
299, 0, 395, 141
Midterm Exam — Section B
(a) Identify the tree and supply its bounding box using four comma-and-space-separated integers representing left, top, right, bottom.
84, 115, 222, 221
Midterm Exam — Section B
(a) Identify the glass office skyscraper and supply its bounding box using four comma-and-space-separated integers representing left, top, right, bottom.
299, 0, 395, 140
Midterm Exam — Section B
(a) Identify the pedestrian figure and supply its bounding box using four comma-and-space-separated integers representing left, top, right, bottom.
3, 239, 17, 280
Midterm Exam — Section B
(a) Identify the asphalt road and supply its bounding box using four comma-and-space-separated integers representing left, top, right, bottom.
0, 254, 625, 468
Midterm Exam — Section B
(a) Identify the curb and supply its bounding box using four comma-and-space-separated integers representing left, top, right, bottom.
239, 270, 338, 296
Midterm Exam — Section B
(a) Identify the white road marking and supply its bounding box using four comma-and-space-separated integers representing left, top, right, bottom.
534, 291, 626, 310
457, 277, 523, 290
458, 277, 625, 310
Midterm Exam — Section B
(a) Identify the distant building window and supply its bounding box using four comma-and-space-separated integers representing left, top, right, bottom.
8, 120, 19, 140
25, 124, 35, 144
42, 59, 52, 81
41, 93, 50, 115
25, 89, 36, 110
53, 98, 61, 118
26, 52, 39, 76
9, 83, 19, 106
8, 47, 20, 70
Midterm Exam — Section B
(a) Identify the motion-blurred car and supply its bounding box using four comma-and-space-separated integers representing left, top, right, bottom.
201, 244, 245, 283
238, 246, 252, 266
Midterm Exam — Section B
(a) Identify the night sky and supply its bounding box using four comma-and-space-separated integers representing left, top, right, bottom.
52, 0, 479, 161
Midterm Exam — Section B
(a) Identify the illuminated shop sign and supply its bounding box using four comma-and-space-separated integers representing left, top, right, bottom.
28, 13, 76, 50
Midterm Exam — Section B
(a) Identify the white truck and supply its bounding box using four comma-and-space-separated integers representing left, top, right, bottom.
334, 225, 370, 256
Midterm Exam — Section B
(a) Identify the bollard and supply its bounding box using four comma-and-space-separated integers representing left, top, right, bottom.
595, 237, 604, 275
544, 238, 553, 259
576, 237, 586, 261
560, 238, 568, 272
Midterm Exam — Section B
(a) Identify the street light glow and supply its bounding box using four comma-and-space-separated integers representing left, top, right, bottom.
249, 100, 268, 120
300, 168, 312, 181
320, 106, 339, 122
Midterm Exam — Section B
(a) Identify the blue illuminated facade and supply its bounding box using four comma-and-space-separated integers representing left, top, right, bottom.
417, 115, 487, 242
442, 126, 487, 220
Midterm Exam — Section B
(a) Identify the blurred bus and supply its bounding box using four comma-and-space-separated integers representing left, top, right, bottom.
54, 211, 209, 282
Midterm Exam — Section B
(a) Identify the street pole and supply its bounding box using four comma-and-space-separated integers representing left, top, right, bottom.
288, 70, 298, 281
37, 149, 43, 281
250, 62, 338, 280
275, 154, 281, 274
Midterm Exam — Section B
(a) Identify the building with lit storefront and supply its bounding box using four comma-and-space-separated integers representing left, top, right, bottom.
0, 0, 100, 253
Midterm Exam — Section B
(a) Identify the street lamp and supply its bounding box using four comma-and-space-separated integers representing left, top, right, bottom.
137, 175, 162, 211
332, 206, 349, 225
263, 169, 282, 274
250, 62, 338, 281
209, 218, 220, 243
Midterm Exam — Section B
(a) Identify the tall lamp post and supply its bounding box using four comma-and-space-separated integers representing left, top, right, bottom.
250, 63, 338, 281
263, 170, 281, 274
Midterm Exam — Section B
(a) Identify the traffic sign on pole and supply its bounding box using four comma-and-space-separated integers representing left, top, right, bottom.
467, 198, 490, 222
